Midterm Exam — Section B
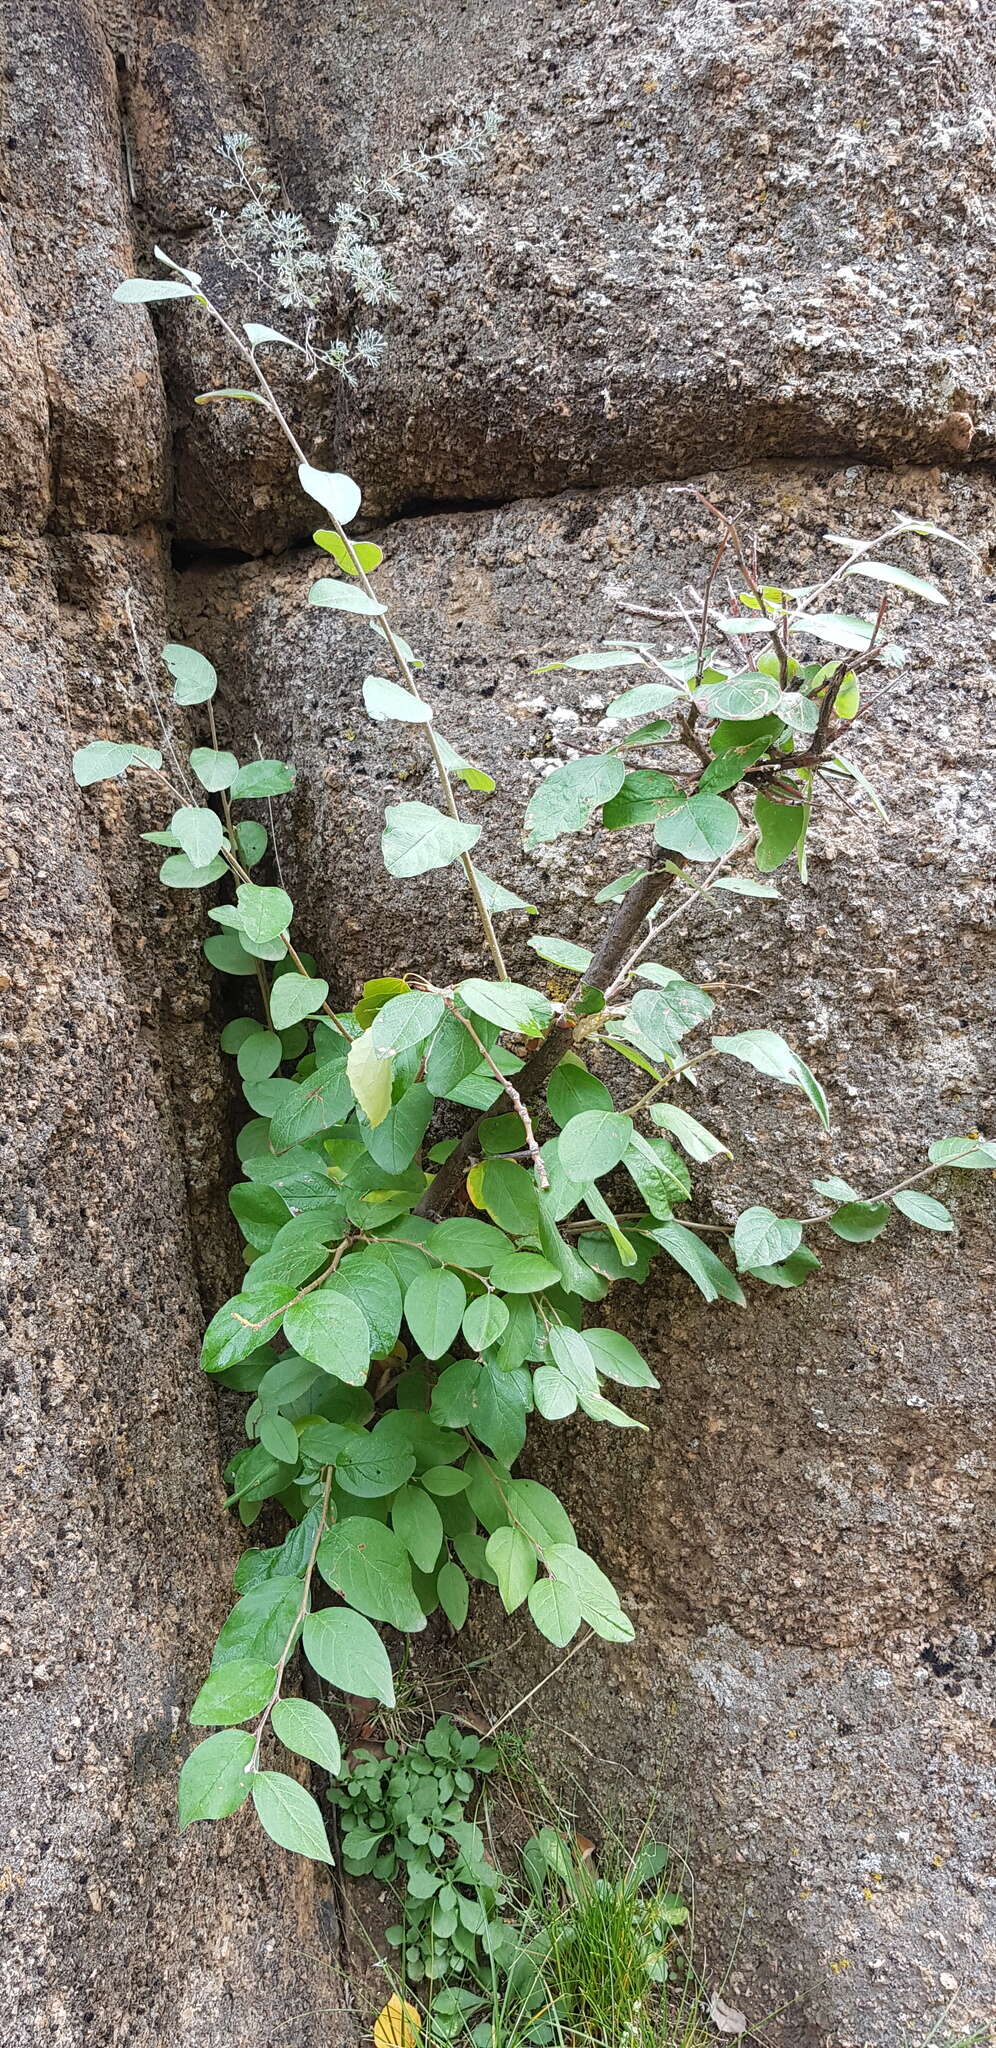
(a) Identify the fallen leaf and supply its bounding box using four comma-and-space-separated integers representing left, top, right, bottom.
575, 1834, 597, 1864
373, 1993, 421, 2048
709, 1990, 747, 2035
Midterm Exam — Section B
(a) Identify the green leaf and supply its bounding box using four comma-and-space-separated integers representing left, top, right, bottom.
168, 806, 223, 868
630, 980, 713, 1052
712, 1029, 830, 1131
458, 979, 553, 1037
430, 1219, 513, 1268
178, 1731, 254, 1825
602, 768, 681, 831
892, 1190, 953, 1231
302, 1606, 396, 1705
235, 1030, 282, 1084
72, 739, 163, 786
486, 1526, 537, 1613
391, 1486, 444, 1574
776, 692, 820, 736
201, 1288, 292, 1374
582, 1328, 658, 1389
270, 974, 329, 1030
812, 1175, 861, 1203
538, 649, 647, 673
733, 1207, 803, 1271
653, 794, 740, 863
527, 1578, 582, 1647
230, 759, 296, 799
927, 1135, 996, 1171
473, 1160, 541, 1237
435, 733, 495, 793
269, 1060, 353, 1150
162, 642, 217, 705
793, 611, 880, 653
462, 1293, 510, 1351
252, 1771, 334, 1863
489, 1252, 560, 1295
371, 991, 445, 1055
650, 1102, 730, 1163
309, 578, 385, 616
750, 1245, 822, 1288
114, 276, 195, 303
258, 1414, 300, 1463
298, 460, 361, 526
605, 680, 684, 718
195, 386, 267, 407
205, 931, 259, 977
190, 1657, 275, 1726
595, 866, 648, 902
363, 675, 433, 723
546, 1058, 614, 1128
548, 1327, 598, 1395
237, 822, 267, 868
533, 1367, 577, 1419
470, 867, 536, 916
284, 1287, 372, 1383
558, 1109, 633, 1183
844, 560, 947, 607
318, 1518, 425, 1631
695, 671, 781, 720
754, 796, 806, 873
334, 1251, 404, 1357
527, 934, 593, 973
405, 1269, 467, 1360
648, 1222, 745, 1305
828, 1201, 891, 1243
437, 1561, 470, 1629
524, 754, 626, 848
710, 875, 780, 899
363, 1081, 433, 1173
233, 883, 293, 945
544, 1544, 632, 1641
190, 746, 239, 792
623, 1130, 691, 1217
382, 802, 480, 878
346, 1028, 394, 1127
271, 1698, 342, 1774
314, 531, 383, 574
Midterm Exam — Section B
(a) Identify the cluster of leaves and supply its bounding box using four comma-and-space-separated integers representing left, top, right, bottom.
82, 256, 996, 1870
373, 1808, 698, 2048
332, 1718, 503, 1985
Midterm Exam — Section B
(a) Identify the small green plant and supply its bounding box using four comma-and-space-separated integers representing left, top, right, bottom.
332, 1717, 503, 1984
386, 1815, 707, 2047
78, 251, 996, 1872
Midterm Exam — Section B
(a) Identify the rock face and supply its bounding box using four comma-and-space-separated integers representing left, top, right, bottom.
3, 1, 995, 2044
0, 7, 348, 2043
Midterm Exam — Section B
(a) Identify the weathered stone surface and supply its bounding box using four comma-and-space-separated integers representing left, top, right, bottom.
1, 0, 170, 534
0, 537, 350, 2046
116, 0, 996, 548
178, 462, 996, 2043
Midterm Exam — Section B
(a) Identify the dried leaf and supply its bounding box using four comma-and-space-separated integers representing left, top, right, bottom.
373, 1994, 421, 2048
708, 1990, 747, 2035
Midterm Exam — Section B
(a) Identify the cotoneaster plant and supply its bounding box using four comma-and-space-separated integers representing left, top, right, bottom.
72, 250, 996, 1866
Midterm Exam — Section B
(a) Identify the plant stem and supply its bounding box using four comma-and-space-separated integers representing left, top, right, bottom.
440, 998, 549, 1190
247, 1465, 333, 1772
193, 287, 508, 980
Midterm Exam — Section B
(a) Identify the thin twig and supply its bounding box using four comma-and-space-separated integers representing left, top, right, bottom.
248, 1465, 333, 1771
440, 997, 549, 1190
185, 282, 508, 980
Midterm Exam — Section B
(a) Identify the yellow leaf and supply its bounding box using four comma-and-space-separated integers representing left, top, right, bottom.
373, 1994, 421, 2048
346, 1028, 394, 1127
466, 1161, 486, 1211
